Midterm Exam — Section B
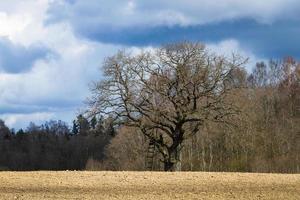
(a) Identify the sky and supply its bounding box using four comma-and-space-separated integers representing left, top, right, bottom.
0, 0, 299, 129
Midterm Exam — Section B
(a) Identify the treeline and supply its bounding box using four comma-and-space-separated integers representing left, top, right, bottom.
0, 115, 114, 171
95, 57, 300, 173
179, 58, 300, 173
0, 56, 299, 173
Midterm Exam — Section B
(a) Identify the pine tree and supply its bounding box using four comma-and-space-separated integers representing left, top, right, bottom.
72, 120, 78, 135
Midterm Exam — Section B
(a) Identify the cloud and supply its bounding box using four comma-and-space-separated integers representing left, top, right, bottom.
46, 1, 300, 59
1, 112, 55, 129
0, 0, 121, 128
0, 110, 77, 129
0, 0, 49, 44
206, 39, 262, 71
0, 39, 120, 122
54, 19, 299, 58
0, 38, 51, 73
47, 0, 300, 28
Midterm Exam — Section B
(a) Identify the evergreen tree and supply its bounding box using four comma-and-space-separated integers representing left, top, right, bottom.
16, 129, 25, 135
72, 120, 78, 135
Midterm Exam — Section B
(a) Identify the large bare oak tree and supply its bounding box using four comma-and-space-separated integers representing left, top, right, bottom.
88, 42, 246, 171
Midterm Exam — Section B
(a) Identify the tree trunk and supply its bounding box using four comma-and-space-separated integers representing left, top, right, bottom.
163, 144, 182, 171
175, 144, 182, 171
164, 161, 175, 171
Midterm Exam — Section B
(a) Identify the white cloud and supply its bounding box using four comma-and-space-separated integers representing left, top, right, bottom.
0, 12, 31, 39
206, 39, 261, 71
0, 109, 79, 129
1, 112, 55, 129
0, 0, 49, 45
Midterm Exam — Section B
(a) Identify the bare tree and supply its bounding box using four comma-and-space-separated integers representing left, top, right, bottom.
88, 42, 246, 171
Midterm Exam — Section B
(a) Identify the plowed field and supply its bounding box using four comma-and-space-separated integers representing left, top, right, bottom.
0, 171, 299, 199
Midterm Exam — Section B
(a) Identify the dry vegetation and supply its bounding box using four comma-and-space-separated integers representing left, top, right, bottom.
0, 171, 299, 200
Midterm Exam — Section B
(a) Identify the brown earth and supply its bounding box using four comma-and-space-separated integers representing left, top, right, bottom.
0, 171, 299, 200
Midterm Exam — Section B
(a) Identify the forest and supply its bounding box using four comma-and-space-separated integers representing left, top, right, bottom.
0, 42, 299, 172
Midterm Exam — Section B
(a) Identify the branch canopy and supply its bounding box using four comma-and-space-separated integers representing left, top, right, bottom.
88, 42, 246, 140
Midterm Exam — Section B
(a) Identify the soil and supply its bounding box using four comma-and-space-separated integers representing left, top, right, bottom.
0, 171, 299, 199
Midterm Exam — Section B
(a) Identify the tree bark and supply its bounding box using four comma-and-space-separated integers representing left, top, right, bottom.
174, 144, 182, 171
164, 161, 175, 171
164, 144, 182, 171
